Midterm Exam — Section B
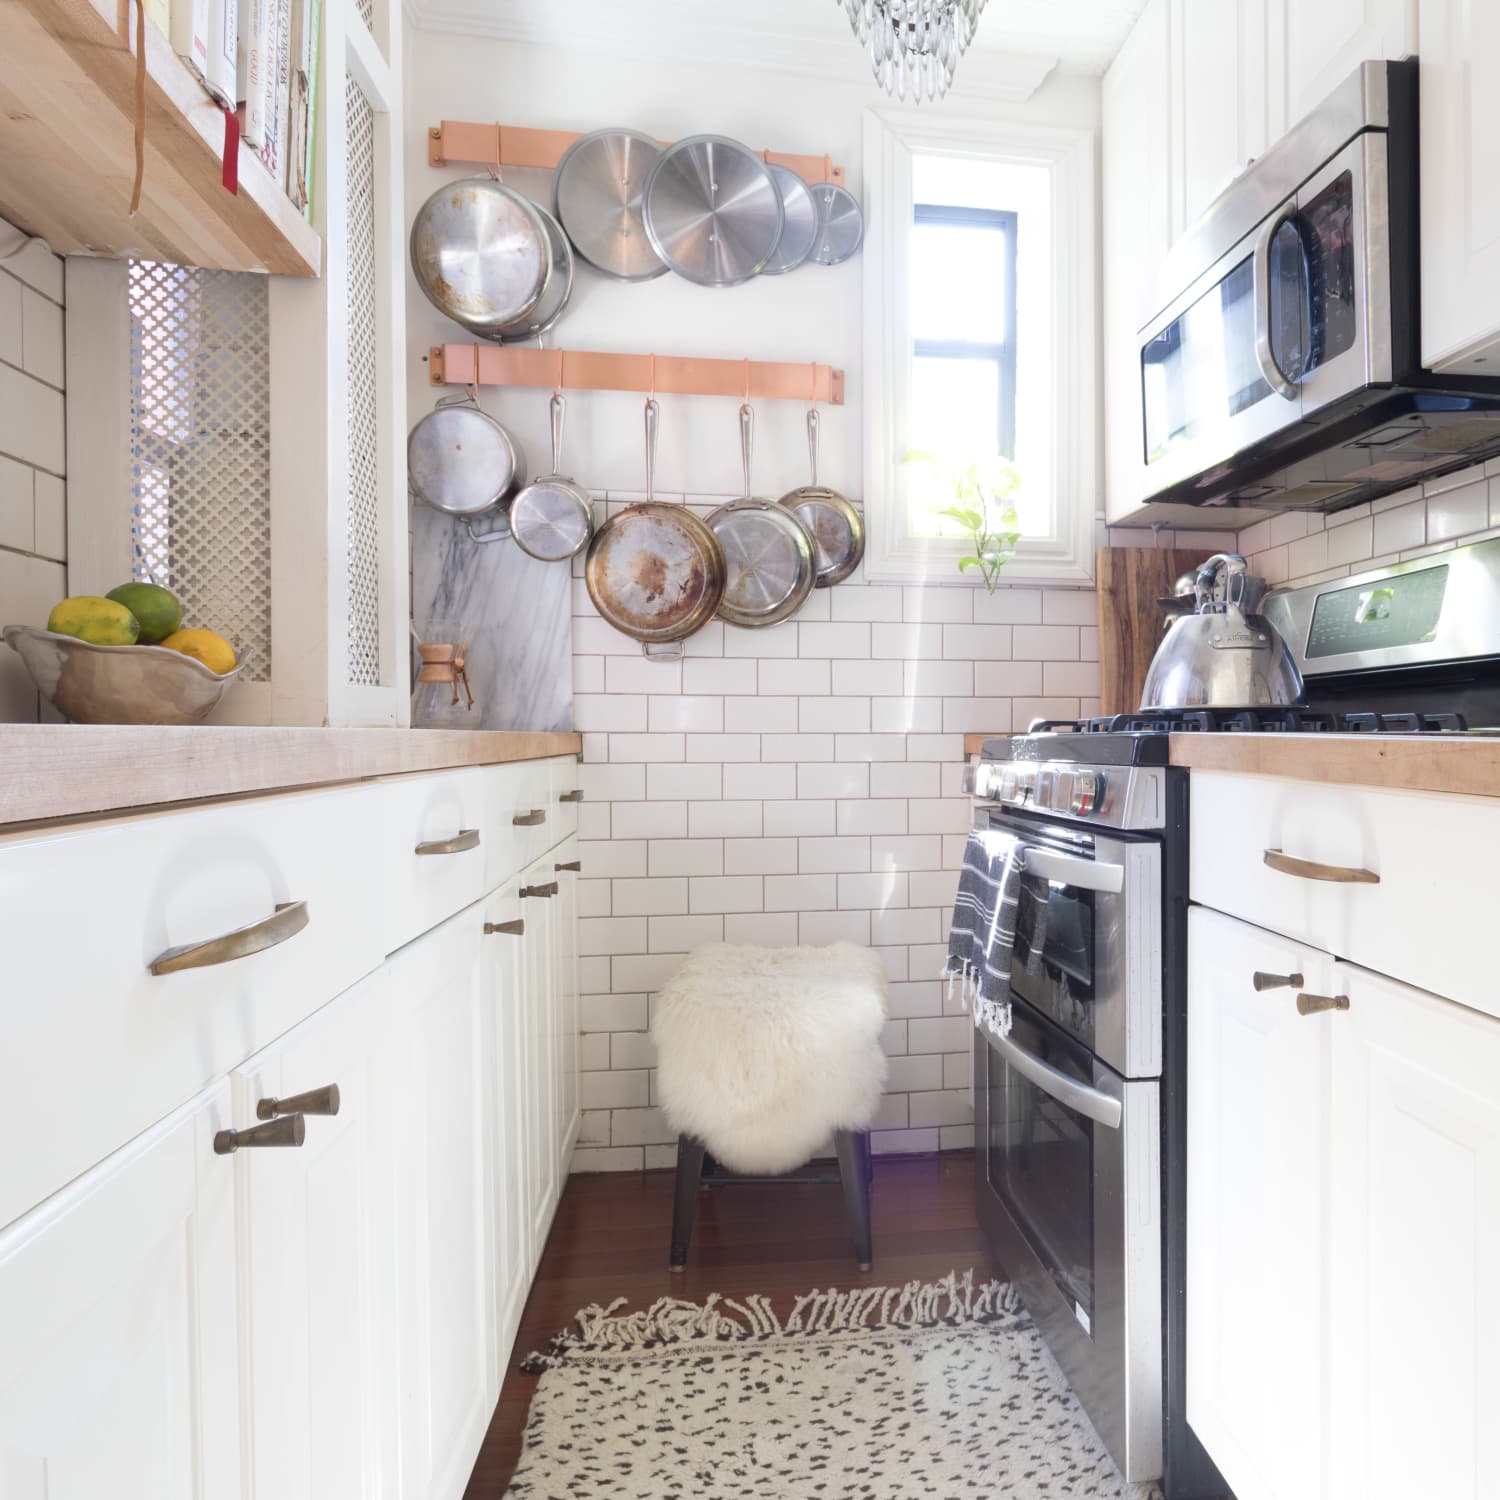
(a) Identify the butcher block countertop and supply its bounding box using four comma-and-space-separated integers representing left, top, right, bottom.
0, 725, 582, 827
964, 730, 1500, 799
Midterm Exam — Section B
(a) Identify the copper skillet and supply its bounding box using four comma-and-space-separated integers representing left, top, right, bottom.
778, 407, 864, 586
584, 399, 726, 660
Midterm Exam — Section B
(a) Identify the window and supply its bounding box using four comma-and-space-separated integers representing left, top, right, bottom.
863, 109, 1098, 583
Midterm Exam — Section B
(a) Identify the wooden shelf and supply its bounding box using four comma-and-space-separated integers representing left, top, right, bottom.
0, 0, 321, 276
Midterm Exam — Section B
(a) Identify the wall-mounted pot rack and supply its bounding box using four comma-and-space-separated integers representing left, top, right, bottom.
426, 120, 846, 188
429, 343, 846, 406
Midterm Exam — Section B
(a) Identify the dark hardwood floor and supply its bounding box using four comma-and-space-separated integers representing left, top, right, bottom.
463, 1149, 996, 1498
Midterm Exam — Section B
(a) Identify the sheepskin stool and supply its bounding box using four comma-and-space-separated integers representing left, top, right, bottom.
651, 941, 890, 1272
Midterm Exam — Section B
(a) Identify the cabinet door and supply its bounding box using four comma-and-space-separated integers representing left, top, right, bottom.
1327, 962, 1500, 1500
553, 834, 581, 1169
387, 907, 497, 1500
520, 857, 559, 1259
0, 1083, 240, 1499
1270, 0, 1416, 132
1187, 906, 1331, 1500
1101, 0, 1172, 523
232, 970, 397, 1500
1419, 0, 1500, 372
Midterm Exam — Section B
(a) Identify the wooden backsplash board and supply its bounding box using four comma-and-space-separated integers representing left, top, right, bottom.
1095, 547, 1217, 716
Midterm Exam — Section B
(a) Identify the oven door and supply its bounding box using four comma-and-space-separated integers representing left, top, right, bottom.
991, 812, 1161, 1080
975, 1001, 1162, 1483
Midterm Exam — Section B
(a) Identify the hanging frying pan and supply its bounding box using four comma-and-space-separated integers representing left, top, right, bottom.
777, 406, 864, 587
410, 176, 553, 339
642, 135, 784, 287
762, 165, 819, 276
807, 182, 865, 266
407, 391, 527, 545
708, 404, 816, 628
553, 127, 669, 283
508, 390, 594, 562
490, 203, 575, 344
585, 399, 726, 659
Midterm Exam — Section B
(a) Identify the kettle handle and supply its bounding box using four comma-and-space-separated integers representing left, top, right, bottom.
1195, 553, 1247, 610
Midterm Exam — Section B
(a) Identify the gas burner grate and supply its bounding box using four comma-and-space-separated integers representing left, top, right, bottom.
1026, 708, 1469, 735
1340, 711, 1468, 733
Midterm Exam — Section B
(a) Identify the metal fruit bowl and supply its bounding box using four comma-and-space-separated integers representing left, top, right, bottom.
2, 625, 249, 725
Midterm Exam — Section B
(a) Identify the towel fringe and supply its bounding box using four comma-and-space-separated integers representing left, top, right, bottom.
519, 1270, 1024, 1372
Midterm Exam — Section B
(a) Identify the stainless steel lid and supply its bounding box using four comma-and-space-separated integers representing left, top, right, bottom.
762, 165, 818, 276
407, 398, 525, 517
643, 135, 784, 287
553, 127, 669, 283
808, 183, 864, 266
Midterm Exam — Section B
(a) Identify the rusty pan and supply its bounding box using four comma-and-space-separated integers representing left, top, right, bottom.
584, 399, 726, 659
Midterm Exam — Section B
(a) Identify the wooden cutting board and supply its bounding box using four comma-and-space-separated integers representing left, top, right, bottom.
1095, 546, 1217, 717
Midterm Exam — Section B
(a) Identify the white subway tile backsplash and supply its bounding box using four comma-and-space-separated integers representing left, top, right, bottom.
833, 659, 904, 695
800, 695, 870, 733
578, 839, 648, 878
724, 912, 800, 946
1426, 479, 1488, 543
904, 586, 972, 623
831, 586, 903, 622
574, 695, 648, 732
762, 732, 835, 761
907, 798, 971, 835
797, 621, 871, 657
686, 657, 757, 694
725, 695, 796, 732
973, 660, 1042, 696
906, 734, 965, 761
0, 273, 21, 366
869, 762, 939, 798
579, 916, 649, 956
903, 659, 974, 697
797, 836, 872, 873
686, 733, 761, 762
972, 587, 1042, 623
942, 624, 1012, 660
942, 697, 1012, 733
609, 1106, 675, 1146
688, 875, 764, 913
0, 454, 30, 552
1325, 515, 1374, 567
1043, 660, 1101, 697
873, 907, 941, 946
833, 733, 908, 762
613, 800, 686, 840
837, 871, 907, 910
687, 801, 763, 838
1423, 461, 1486, 498
612, 878, 689, 917
607, 656, 682, 694
764, 798, 834, 836
613, 953, 687, 992
580, 1071, 650, 1109
610, 732, 684, 762
647, 763, 721, 800
646, 915, 723, 954
1040, 590, 1096, 625
20, 288, 63, 387
872, 621, 943, 659
1012, 625, 1078, 660
836, 799, 907, 835
871, 835, 943, 872
0, 360, 63, 473
581, 992, 649, 1033
581, 762, 647, 802
759, 659, 831, 695
723, 838, 800, 875
800, 909, 871, 945
886, 1054, 944, 1092
722, 762, 796, 799
649, 696, 724, 733
649, 839, 724, 877
908, 1090, 971, 1128
572, 655, 603, 693
871, 697, 943, 733
1286, 529, 1329, 577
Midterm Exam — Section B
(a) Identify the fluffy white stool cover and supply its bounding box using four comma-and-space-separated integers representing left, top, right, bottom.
652, 942, 891, 1176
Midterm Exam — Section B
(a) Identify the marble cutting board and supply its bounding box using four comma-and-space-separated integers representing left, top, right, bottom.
412, 506, 573, 732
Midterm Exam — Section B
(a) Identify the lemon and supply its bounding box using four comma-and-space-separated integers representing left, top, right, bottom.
105, 582, 182, 644
161, 628, 237, 675
47, 596, 141, 646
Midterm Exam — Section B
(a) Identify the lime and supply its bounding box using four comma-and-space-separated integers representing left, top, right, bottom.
105, 582, 183, 644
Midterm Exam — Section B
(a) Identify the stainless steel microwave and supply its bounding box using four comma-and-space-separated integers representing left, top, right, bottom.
1131, 60, 1500, 518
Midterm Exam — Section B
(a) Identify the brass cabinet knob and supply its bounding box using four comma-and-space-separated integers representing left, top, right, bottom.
257, 1083, 340, 1121
415, 828, 480, 856
1296, 992, 1352, 1016
1252, 971, 1305, 991
555, 860, 581, 873
513, 809, 546, 827
485, 918, 525, 936
558, 789, 584, 802
520, 881, 559, 899
214, 1114, 306, 1155
149, 900, 309, 976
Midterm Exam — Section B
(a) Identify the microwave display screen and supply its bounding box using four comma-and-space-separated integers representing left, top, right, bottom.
1305, 563, 1449, 658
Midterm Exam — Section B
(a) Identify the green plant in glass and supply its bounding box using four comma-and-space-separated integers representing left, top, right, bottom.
904, 451, 1023, 593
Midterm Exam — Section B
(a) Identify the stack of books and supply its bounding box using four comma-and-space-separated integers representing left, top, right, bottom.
158, 0, 324, 221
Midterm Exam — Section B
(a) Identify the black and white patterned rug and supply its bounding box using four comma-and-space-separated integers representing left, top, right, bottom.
509, 1270, 1163, 1498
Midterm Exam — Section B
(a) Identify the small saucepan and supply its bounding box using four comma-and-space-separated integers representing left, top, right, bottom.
506, 391, 594, 562
407, 391, 526, 544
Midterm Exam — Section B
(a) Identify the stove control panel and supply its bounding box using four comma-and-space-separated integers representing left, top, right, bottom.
966, 759, 1160, 831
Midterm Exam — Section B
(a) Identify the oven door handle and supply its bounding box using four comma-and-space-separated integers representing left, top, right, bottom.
1021, 846, 1124, 894
984, 1019, 1124, 1131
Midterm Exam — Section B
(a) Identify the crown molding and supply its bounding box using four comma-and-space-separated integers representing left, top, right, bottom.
403, 0, 1059, 104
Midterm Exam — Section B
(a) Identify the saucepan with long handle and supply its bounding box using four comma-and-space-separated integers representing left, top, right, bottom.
778, 407, 864, 587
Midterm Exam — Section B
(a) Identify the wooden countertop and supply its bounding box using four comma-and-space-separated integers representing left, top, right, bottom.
0, 725, 582, 827
963, 729, 1500, 799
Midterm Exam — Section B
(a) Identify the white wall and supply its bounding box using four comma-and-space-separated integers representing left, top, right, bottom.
0, 220, 66, 723
401, 26, 1214, 1168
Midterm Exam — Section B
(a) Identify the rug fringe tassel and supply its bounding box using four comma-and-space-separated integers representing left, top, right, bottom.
520, 1269, 1024, 1372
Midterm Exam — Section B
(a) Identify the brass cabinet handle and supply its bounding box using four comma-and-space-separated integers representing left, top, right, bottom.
555, 860, 581, 873
415, 828, 480, 856
1253, 971, 1304, 992
521, 881, 559, 899
558, 789, 584, 803
485, 919, 525, 937
150, 900, 309, 976
214, 1115, 306, 1154
513, 809, 546, 827
1297, 992, 1351, 1016
257, 1084, 340, 1121
1263, 849, 1379, 885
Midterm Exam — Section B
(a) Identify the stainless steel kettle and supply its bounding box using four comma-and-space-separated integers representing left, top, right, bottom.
1139, 553, 1305, 710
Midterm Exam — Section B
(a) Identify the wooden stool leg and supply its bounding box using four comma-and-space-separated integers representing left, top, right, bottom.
669, 1135, 708, 1272
835, 1128, 874, 1271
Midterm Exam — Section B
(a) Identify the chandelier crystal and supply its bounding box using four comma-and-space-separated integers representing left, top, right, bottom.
837, 0, 990, 102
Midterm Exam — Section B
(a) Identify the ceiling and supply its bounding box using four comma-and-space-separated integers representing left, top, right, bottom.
405, 0, 1151, 80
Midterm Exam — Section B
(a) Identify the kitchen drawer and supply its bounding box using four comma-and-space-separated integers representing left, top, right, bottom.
483, 758, 551, 889
1190, 770, 1498, 1020
382, 767, 488, 953
0, 782, 384, 1231
548, 754, 582, 845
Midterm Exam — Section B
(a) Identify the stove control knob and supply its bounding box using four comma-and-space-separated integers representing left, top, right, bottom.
1053, 771, 1075, 813
998, 767, 1019, 802
1071, 771, 1103, 818
1035, 769, 1055, 807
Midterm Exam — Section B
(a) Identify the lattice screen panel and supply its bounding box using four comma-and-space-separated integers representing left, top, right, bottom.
128, 262, 272, 681
344, 74, 382, 687
356, 0, 374, 29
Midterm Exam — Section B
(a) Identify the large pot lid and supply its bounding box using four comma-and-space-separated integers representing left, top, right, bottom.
553, 127, 669, 283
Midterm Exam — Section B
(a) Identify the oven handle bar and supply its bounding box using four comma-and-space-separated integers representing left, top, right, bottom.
983, 1019, 1125, 1131
1022, 846, 1125, 894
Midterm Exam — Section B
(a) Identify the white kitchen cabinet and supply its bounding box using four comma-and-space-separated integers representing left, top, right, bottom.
1186, 906, 1332, 1500
1326, 960, 1500, 1500
231, 969, 398, 1500
1418, 0, 1500, 373
553, 837, 581, 1168
520, 852, 560, 1258
0, 1082, 241, 1499
387, 905, 498, 1500
1269, 0, 1417, 135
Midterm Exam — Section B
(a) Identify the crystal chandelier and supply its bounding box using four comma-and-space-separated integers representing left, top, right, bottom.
837, 0, 990, 101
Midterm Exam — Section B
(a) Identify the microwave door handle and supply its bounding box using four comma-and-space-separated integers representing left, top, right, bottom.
985, 1021, 1124, 1131
1253, 202, 1302, 402
1021, 846, 1125, 894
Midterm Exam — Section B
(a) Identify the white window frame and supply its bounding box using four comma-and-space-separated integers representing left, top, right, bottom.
862, 107, 1099, 585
